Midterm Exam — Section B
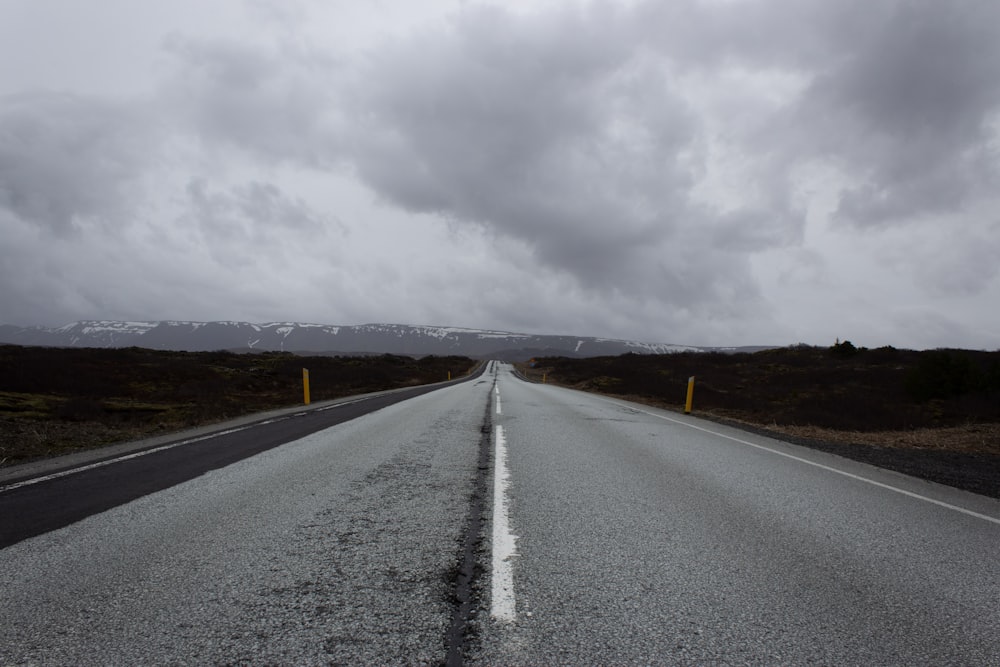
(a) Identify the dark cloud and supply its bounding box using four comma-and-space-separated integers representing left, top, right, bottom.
0, 92, 153, 234
339, 2, 772, 309
161, 35, 344, 167
632, 0, 868, 72
186, 179, 327, 236
788, 0, 1000, 226
147, 0, 995, 329
183, 179, 331, 268
1, 0, 997, 347
910, 220, 1000, 296
631, 0, 1000, 230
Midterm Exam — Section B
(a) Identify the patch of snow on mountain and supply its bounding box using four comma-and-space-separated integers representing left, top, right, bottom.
399, 324, 529, 340
623, 341, 701, 354
74, 320, 156, 335
475, 331, 532, 339
256, 322, 343, 336
72, 320, 158, 338
411, 327, 455, 340
586, 337, 699, 355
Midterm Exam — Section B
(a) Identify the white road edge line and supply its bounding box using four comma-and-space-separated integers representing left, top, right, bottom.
0, 396, 380, 495
593, 396, 1000, 526
0, 422, 270, 495
492, 423, 518, 621
317, 398, 365, 411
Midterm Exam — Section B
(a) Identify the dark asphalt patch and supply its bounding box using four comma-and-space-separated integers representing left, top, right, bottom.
444, 378, 494, 666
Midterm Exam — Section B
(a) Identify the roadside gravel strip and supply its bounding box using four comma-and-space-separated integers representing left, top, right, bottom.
0, 373, 496, 664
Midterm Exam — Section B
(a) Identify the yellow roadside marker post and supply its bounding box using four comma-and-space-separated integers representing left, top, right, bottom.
684, 376, 695, 414
303, 368, 311, 405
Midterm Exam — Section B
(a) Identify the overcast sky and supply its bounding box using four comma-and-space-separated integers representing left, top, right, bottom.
2, 0, 998, 349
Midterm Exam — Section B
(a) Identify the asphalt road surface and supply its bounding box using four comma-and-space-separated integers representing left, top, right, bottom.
2, 362, 999, 665
474, 365, 1000, 665
0, 371, 485, 550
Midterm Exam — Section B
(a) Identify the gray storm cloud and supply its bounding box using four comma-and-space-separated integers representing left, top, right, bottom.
0, 92, 152, 234
797, 1, 1000, 227
161, 34, 345, 168
337, 2, 785, 308
0, 0, 998, 347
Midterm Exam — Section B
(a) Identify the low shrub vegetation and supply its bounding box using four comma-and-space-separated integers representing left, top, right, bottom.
523, 344, 1000, 431
0, 345, 475, 466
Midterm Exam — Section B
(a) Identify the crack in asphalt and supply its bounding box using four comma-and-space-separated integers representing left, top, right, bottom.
444, 379, 495, 666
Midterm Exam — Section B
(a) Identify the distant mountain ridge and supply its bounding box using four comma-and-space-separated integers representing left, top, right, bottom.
0, 320, 764, 359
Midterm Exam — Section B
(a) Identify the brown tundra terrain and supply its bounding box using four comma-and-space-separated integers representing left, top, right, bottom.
2, 342, 998, 499
520, 341, 1000, 499
0, 345, 476, 467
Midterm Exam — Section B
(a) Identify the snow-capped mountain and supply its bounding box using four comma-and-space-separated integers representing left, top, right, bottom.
0, 320, 735, 359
